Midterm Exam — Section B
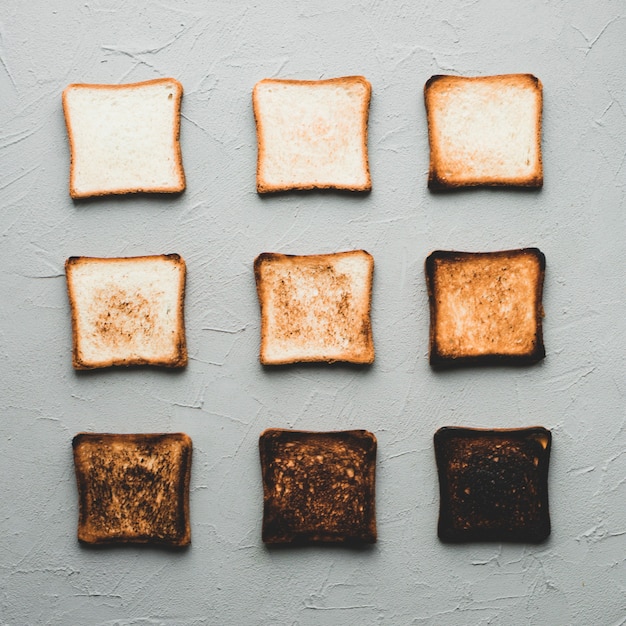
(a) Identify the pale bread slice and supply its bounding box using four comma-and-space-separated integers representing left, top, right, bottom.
254, 250, 374, 365
63, 78, 185, 198
65, 254, 187, 369
253, 76, 371, 193
72, 432, 192, 546
425, 249, 545, 368
425, 74, 543, 189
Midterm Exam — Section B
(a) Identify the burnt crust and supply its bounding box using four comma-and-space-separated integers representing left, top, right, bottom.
259, 429, 377, 544
425, 248, 546, 369
434, 426, 551, 543
72, 433, 192, 546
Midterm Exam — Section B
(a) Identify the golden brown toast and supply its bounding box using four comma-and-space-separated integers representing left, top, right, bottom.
426, 249, 545, 368
72, 433, 192, 546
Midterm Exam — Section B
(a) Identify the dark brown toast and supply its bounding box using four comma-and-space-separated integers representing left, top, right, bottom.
425, 74, 543, 189
434, 426, 551, 543
259, 429, 377, 544
254, 250, 374, 365
425, 249, 545, 368
65, 254, 187, 369
72, 433, 192, 546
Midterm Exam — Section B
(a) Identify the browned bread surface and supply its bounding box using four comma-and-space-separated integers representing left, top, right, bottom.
434, 426, 551, 543
65, 254, 187, 369
425, 74, 543, 189
63, 78, 185, 198
259, 429, 377, 544
253, 76, 371, 193
72, 433, 192, 546
254, 250, 374, 365
426, 248, 545, 368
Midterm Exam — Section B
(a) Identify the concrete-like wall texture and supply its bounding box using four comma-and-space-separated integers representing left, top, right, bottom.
1, 1, 624, 624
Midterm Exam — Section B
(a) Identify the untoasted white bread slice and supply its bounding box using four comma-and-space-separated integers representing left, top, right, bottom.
65, 254, 187, 369
425, 249, 545, 367
63, 78, 185, 198
254, 250, 374, 365
253, 76, 371, 193
425, 74, 543, 189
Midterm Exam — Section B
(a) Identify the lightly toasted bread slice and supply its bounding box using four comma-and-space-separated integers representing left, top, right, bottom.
253, 76, 371, 193
259, 428, 377, 544
73, 432, 192, 546
254, 250, 374, 365
65, 254, 187, 369
425, 74, 543, 189
426, 248, 545, 368
63, 78, 185, 198
434, 426, 551, 543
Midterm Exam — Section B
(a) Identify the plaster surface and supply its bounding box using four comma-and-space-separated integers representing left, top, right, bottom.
0, 1, 625, 624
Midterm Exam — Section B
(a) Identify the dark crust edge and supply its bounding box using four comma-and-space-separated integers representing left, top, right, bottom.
63, 78, 186, 199
425, 248, 546, 369
253, 76, 372, 193
434, 426, 551, 543
253, 250, 375, 365
424, 73, 543, 190
65, 254, 188, 369
259, 428, 377, 544
72, 432, 192, 546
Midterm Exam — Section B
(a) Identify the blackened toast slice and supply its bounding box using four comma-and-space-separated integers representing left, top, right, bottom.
259, 429, 377, 544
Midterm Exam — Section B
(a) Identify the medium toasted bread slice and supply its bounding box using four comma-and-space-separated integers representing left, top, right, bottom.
65, 254, 187, 369
425, 74, 543, 189
72, 432, 192, 546
253, 76, 371, 193
254, 250, 374, 365
425, 249, 545, 368
259, 429, 377, 544
63, 78, 185, 198
434, 426, 551, 543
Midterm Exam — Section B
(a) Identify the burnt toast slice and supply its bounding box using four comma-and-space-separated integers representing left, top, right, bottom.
72, 433, 192, 546
434, 426, 551, 543
425, 248, 545, 368
259, 429, 377, 544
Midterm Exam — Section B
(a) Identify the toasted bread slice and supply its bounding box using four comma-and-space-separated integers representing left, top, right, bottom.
426, 249, 545, 368
425, 74, 543, 189
63, 78, 185, 198
65, 254, 187, 369
259, 429, 377, 544
72, 432, 192, 546
434, 426, 551, 543
253, 76, 371, 193
254, 250, 374, 365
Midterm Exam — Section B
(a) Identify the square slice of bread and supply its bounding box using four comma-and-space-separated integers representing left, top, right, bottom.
63, 78, 185, 198
425, 248, 545, 368
73, 432, 192, 546
253, 76, 371, 193
254, 250, 374, 365
425, 74, 543, 189
259, 429, 377, 544
434, 426, 551, 543
65, 254, 187, 369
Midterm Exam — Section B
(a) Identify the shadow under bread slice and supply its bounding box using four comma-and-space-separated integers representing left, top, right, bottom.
259, 429, 377, 544
434, 426, 551, 543
72, 433, 192, 546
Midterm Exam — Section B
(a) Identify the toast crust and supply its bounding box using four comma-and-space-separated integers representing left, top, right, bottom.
426, 248, 545, 368
63, 78, 185, 198
253, 76, 371, 193
72, 432, 192, 546
425, 74, 543, 189
254, 250, 374, 365
434, 426, 551, 543
259, 428, 377, 544
65, 254, 187, 369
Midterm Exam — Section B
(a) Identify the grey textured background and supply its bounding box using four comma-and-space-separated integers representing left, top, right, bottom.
1, 1, 625, 624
